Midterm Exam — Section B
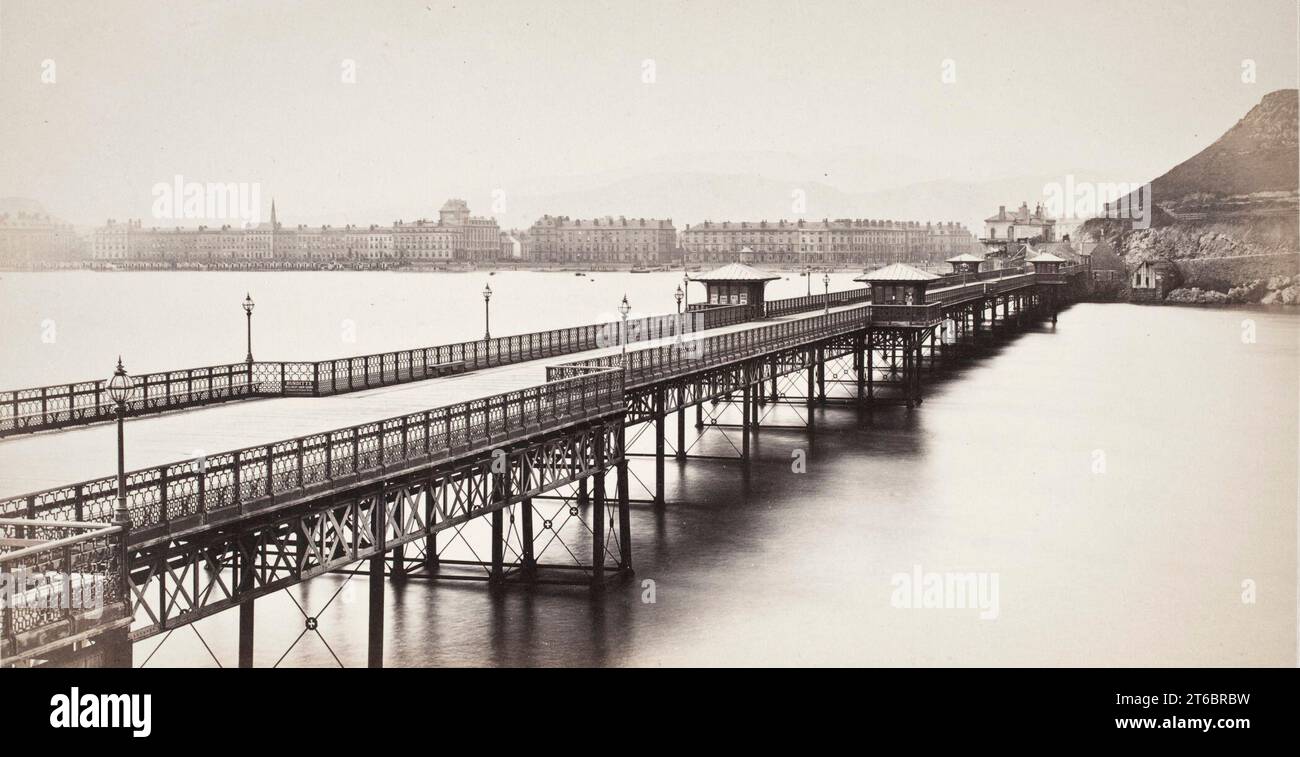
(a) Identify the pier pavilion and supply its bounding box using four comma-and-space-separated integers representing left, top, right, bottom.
688, 262, 780, 310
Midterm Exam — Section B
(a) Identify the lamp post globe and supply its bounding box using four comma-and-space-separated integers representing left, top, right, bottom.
106, 356, 133, 405
674, 284, 684, 314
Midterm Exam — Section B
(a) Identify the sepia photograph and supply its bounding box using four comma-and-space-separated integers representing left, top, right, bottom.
1, 0, 1297, 737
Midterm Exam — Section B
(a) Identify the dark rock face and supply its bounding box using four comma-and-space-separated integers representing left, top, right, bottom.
1165, 287, 1231, 305
1166, 274, 1299, 305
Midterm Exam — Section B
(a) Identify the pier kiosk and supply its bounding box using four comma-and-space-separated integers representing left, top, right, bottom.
945, 253, 985, 275
852, 262, 939, 306
1026, 249, 1067, 322
1025, 248, 1065, 274
687, 262, 780, 312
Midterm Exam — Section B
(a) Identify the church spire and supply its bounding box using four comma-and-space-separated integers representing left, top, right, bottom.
270, 198, 277, 229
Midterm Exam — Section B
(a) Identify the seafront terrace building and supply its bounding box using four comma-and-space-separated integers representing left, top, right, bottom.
679, 218, 979, 267
89, 199, 501, 267
0, 212, 83, 267
525, 215, 676, 266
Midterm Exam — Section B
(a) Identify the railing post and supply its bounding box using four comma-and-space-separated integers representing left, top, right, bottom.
60, 542, 73, 623
158, 469, 168, 525
233, 450, 242, 504
197, 463, 207, 516
1, 561, 11, 645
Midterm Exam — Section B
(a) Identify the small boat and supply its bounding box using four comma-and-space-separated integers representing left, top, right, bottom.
629, 266, 651, 274
574, 271, 585, 276
489, 271, 496, 276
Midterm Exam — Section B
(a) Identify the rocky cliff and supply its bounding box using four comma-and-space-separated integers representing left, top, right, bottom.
1082, 90, 1299, 304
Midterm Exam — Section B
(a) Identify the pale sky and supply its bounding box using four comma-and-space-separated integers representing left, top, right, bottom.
1, 0, 1296, 227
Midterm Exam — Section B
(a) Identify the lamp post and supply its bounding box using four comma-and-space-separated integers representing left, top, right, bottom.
682, 271, 689, 309
106, 357, 137, 526
482, 282, 492, 340
805, 265, 811, 296
823, 273, 831, 314
673, 285, 684, 344
618, 294, 631, 366
242, 293, 255, 363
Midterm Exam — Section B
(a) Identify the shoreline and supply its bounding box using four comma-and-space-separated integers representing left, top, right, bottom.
0, 263, 892, 275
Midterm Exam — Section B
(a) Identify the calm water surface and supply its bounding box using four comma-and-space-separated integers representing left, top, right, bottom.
1, 272, 1295, 666
0, 270, 855, 386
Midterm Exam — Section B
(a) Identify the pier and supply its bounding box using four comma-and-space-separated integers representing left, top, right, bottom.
1, 262, 1087, 667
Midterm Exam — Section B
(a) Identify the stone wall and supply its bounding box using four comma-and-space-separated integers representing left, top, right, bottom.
1172, 252, 1298, 291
